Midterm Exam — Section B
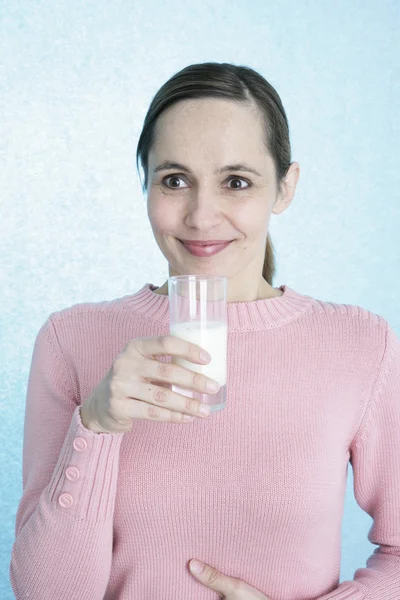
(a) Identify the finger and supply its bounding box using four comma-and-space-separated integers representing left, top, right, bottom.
141, 354, 218, 395
125, 380, 211, 420
135, 335, 210, 363
189, 560, 239, 596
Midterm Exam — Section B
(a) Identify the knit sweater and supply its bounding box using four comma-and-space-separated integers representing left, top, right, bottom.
9, 282, 400, 600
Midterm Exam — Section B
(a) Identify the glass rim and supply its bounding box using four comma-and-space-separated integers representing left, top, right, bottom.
169, 275, 227, 282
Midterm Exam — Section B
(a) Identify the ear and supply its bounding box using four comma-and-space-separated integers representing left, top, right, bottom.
272, 161, 300, 215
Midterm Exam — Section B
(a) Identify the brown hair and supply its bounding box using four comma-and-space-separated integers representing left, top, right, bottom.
136, 62, 292, 285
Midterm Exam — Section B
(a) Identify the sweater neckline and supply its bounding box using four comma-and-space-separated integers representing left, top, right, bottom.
127, 282, 315, 332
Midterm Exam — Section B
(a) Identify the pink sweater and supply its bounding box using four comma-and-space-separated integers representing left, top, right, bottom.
10, 283, 400, 599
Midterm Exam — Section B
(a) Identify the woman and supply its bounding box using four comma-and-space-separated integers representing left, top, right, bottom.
10, 62, 400, 599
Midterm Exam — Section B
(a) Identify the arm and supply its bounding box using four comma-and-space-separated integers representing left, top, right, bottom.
9, 316, 125, 600
315, 320, 400, 599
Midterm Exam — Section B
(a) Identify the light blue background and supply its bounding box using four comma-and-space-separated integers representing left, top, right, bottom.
1, 1, 399, 597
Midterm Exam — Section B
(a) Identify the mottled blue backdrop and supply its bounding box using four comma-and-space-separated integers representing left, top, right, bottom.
1, 1, 399, 598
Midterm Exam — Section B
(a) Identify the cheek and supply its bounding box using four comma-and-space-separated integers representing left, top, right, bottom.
235, 203, 268, 231
147, 197, 178, 233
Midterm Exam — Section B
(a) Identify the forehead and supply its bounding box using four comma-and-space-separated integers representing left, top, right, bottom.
149, 98, 271, 171
159, 97, 260, 125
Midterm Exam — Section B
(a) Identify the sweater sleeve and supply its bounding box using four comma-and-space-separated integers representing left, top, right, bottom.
9, 315, 126, 600
314, 320, 400, 600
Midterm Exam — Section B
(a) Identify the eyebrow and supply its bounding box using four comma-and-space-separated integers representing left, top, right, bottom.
153, 160, 262, 178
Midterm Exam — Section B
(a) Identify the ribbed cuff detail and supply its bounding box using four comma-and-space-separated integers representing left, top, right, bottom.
47, 405, 125, 523
316, 582, 364, 599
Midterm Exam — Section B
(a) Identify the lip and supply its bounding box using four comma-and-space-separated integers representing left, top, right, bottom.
178, 239, 234, 257
178, 239, 234, 246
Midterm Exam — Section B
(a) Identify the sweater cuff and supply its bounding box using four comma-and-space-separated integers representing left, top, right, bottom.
46, 404, 125, 524
316, 581, 364, 599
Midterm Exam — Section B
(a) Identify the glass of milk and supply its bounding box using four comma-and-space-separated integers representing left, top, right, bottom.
168, 275, 227, 412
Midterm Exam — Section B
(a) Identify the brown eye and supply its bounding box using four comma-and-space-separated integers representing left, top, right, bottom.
162, 175, 187, 188
228, 177, 249, 190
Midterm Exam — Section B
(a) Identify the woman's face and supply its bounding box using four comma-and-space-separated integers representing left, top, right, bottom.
146, 97, 298, 292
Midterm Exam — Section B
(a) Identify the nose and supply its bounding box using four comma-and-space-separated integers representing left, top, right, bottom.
184, 190, 223, 230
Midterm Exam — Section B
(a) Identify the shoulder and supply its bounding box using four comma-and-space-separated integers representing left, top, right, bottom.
37, 292, 146, 380
47, 292, 138, 325
38, 293, 141, 357
311, 294, 383, 325
307, 294, 390, 357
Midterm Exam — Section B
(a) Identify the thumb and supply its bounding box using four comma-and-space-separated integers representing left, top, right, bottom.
189, 559, 239, 596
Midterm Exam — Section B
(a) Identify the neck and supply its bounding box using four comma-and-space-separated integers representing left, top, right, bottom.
152, 278, 283, 302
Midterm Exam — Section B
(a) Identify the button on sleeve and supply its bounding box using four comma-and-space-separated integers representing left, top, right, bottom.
58, 493, 74, 508
73, 437, 87, 452
65, 466, 80, 481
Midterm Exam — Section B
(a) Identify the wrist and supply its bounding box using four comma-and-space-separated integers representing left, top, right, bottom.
79, 400, 94, 431
80, 398, 112, 434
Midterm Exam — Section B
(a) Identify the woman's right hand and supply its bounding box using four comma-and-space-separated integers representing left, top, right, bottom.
79, 335, 220, 434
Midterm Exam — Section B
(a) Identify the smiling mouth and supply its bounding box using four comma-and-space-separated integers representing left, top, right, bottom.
178, 239, 234, 257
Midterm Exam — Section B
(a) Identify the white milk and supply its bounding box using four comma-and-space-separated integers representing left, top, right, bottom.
170, 320, 227, 386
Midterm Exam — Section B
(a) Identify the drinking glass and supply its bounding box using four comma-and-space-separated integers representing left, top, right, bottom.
168, 275, 228, 412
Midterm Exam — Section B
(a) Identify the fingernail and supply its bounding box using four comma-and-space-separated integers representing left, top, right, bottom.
207, 380, 219, 392
190, 559, 204, 574
200, 351, 210, 362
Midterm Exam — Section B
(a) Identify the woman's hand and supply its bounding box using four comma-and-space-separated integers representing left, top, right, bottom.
189, 559, 271, 599
80, 334, 218, 433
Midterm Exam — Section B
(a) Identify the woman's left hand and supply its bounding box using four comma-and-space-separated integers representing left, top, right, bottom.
189, 559, 271, 599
